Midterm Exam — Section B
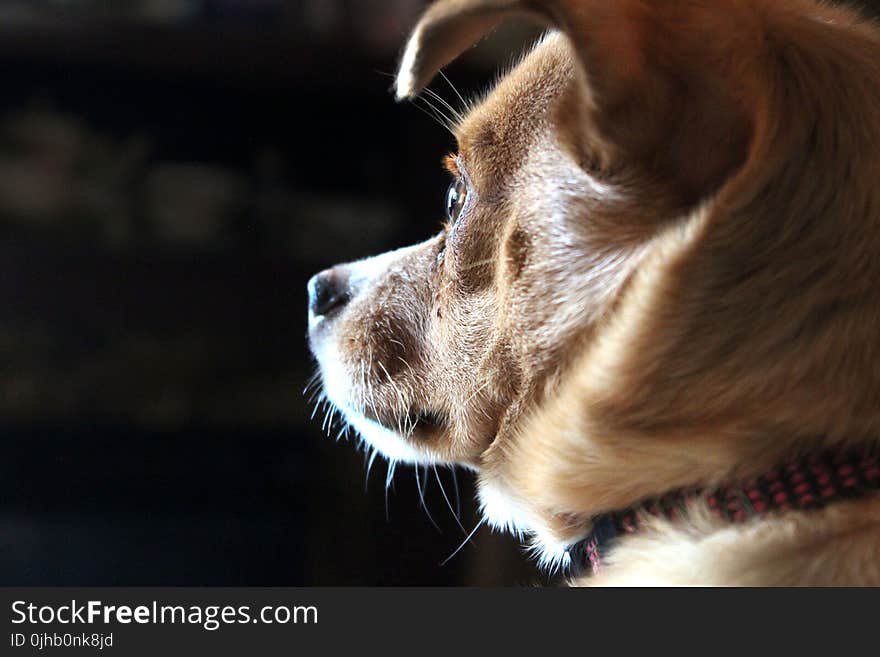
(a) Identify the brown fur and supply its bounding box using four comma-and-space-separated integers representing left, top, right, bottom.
309, 0, 880, 585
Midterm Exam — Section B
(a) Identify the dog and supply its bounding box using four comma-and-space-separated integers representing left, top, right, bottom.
307, 0, 880, 585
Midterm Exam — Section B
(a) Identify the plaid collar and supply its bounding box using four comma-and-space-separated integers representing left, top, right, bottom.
568, 448, 880, 577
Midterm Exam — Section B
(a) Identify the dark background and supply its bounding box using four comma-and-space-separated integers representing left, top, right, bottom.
1, 0, 877, 586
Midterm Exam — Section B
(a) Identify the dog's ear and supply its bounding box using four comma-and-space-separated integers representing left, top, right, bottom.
395, 0, 538, 100
397, 0, 760, 199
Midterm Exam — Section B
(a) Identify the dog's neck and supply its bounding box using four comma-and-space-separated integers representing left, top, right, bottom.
569, 449, 880, 577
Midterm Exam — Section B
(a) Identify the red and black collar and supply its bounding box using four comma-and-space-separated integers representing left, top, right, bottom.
568, 449, 880, 577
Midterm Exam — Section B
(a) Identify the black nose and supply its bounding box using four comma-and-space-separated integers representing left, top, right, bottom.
308, 268, 350, 317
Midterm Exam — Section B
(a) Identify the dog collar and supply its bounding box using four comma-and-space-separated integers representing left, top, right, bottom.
568, 449, 880, 577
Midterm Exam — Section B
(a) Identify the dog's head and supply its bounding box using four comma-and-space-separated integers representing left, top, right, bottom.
309, 0, 880, 566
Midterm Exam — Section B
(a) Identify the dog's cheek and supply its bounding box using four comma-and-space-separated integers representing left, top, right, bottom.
438, 297, 530, 455
428, 224, 532, 441
504, 226, 531, 282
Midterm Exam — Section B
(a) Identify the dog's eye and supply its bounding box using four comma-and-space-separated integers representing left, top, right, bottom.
445, 177, 468, 224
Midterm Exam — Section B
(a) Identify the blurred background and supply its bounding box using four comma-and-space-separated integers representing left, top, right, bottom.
1, 0, 878, 586
0, 0, 547, 586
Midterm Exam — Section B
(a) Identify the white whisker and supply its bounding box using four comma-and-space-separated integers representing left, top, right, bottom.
450, 467, 461, 517
439, 70, 467, 113
434, 464, 468, 535
415, 465, 441, 532
440, 517, 485, 567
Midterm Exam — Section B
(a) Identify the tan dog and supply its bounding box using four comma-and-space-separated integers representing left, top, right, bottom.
308, 0, 880, 585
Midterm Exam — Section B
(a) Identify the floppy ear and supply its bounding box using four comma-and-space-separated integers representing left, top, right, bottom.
396, 0, 759, 200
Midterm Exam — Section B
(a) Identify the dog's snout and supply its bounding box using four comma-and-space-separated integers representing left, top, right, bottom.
308, 268, 350, 318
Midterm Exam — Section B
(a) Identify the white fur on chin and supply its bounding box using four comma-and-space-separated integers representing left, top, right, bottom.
312, 337, 430, 465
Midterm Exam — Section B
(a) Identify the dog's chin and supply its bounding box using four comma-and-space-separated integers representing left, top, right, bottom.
310, 328, 441, 466
334, 405, 435, 465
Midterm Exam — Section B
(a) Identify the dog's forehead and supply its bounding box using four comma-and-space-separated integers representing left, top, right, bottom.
455, 33, 577, 165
